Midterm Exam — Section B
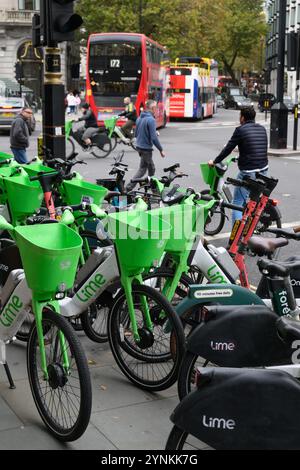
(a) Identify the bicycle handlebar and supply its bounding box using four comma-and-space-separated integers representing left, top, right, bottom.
200, 193, 244, 212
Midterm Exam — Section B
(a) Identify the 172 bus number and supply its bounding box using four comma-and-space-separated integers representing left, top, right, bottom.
110, 59, 120, 68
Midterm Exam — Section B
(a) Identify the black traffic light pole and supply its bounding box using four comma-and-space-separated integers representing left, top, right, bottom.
270, 0, 288, 149
33, 0, 82, 161
42, 0, 65, 161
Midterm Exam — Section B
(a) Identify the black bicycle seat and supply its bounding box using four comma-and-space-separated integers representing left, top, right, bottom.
258, 258, 300, 277
248, 236, 289, 257
161, 186, 185, 206
164, 163, 180, 173
277, 316, 300, 345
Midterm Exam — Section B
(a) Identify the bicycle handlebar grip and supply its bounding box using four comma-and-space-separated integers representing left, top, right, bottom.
226, 177, 246, 188
131, 177, 149, 184
200, 194, 215, 202
222, 201, 244, 212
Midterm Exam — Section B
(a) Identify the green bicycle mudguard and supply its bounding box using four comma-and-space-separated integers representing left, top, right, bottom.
176, 283, 265, 318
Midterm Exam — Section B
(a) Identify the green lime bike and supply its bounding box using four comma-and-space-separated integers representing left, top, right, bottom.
0, 214, 92, 441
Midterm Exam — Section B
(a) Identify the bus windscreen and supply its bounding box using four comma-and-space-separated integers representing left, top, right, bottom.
89, 41, 142, 107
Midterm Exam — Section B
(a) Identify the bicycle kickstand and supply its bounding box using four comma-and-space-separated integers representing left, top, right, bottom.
0, 341, 16, 389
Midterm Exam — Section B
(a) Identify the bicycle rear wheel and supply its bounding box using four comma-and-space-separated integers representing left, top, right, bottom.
166, 425, 207, 450
27, 308, 92, 441
108, 284, 185, 392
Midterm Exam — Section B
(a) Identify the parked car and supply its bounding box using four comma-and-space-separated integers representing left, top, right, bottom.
217, 95, 225, 108
0, 96, 36, 132
258, 93, 276, 112
224, 93, 254, 110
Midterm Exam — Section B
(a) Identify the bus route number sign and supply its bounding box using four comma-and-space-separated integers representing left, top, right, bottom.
110, 59, 121, 68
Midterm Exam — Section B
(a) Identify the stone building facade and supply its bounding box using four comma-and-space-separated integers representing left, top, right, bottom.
0, 0, 79, 104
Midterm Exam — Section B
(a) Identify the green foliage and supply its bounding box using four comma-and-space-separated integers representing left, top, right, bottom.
76, 0, 267, 79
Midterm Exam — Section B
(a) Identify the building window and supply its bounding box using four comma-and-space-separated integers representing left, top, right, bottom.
18, 0, 40, 10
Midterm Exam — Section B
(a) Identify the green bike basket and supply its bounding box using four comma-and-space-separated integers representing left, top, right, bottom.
104, 116, 118, 130
150, 204, 205, 254
23, 162, 54, 177
0, 152, 13, 162
200, 163, 217, 186
62, 179, 108, 206
3, 173, 44, 222
14, 224, 82, 298
107, 210, 171, 275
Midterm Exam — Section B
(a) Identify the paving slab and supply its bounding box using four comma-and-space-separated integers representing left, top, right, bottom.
0, 395, 23, 432
90, 397, 181, 450
0, 422, 115, 450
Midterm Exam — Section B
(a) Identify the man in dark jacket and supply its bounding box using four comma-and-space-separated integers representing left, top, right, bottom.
126, 100, 165, 192
209, 106, 268, 224
10, 107, 33, 163
119, 97, 137, 139
77, 102, 98, 146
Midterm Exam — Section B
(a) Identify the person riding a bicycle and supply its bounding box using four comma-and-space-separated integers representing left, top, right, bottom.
208, 106, 269, 225
76, 102, 98, 147
119, 97, 137, 140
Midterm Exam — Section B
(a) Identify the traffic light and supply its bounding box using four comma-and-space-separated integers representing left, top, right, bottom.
14, 62, 23, 82
263, 67, 271, 85
287, 32, 298, 71
46, 0, 83, 45
33, 1, 83, 47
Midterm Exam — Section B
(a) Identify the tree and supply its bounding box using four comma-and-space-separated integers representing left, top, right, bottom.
201, 0, 267, 82
76, 0, 267, 80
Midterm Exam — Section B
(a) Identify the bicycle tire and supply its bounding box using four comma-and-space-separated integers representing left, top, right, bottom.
110, 134, 118, 151
66, 137, 76, 159
27, 308, 92, 441
91, 139, 112, 159
165, 425, 205, 450
202, 190, 226, 236
108, 284, 185, 392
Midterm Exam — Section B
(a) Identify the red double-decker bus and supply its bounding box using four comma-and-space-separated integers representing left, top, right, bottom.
86, 33, 169, 127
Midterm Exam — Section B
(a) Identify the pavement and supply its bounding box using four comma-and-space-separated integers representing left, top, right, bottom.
0, 108, 299, 450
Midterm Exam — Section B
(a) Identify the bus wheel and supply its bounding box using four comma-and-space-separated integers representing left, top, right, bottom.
161, 112, 167, 128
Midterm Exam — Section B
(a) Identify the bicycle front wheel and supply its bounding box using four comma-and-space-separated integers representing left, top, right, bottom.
27, 308, 92, 441
108, 284, 185, 392
202, 191, 225, 236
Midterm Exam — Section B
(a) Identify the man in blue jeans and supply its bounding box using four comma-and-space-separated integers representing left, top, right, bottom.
208, 106, 268, 225
126, 99, 165, 192
10, 107, 33, 164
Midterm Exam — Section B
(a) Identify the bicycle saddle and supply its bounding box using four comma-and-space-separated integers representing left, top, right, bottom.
248, 236, 288, 257
277, 316, 300, 344
164, 163, 180, 173
258, 258, 300, 277
161, 185, 185, 206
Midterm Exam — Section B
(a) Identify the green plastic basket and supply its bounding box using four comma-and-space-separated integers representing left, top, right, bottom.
62, 179, 108, 206
150, 204, 205, 253
200, 163, 217, 186
104, 116, 118, 131
14, 223, 82, 298
107, 210, 171, 275
23, 162, 54, 177
0, 152, 13, 162
3, 172, 44, 222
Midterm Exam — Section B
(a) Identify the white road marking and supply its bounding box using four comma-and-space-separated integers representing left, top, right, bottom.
205, 220, 300, 241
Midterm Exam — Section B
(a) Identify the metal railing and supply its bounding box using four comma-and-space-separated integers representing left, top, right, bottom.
0, 10, 35, 24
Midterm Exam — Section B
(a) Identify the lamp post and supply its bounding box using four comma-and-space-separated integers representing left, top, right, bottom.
270, 0, 288, 149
